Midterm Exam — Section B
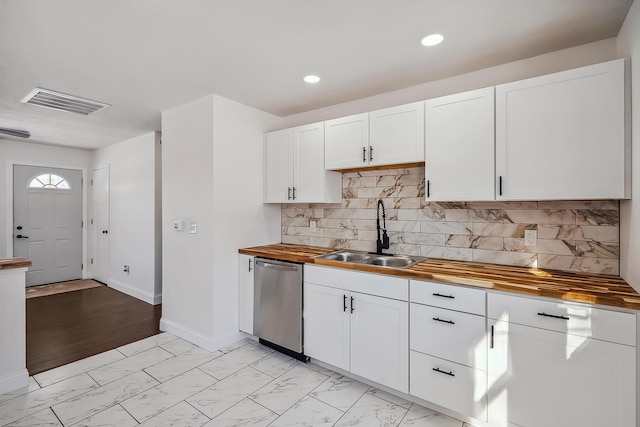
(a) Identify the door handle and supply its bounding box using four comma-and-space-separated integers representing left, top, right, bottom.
16, 234, 28, 239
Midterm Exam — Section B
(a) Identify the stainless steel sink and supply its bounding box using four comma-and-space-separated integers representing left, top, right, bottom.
315, 251, 426, 269
362, 255, 424, 268
316, 250, 372, 263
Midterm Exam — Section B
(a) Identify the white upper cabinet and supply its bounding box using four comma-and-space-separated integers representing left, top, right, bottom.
264, 128, 294, 203
325, 113, 369, 170
324, 102, 424, 170
425, 87, 495, 201
496, 58, 630, 200
264, 123, 341, 203
369, 101, 425, 167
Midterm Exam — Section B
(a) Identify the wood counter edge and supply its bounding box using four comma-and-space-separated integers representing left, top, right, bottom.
0, 258, 32, 270
238, 245, 640, 311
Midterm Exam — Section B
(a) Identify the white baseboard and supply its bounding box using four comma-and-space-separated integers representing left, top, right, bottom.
159, 318, 245, 352
0, 369, 29, 395
108, 278, 162, 305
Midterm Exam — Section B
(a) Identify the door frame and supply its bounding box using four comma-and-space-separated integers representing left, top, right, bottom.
6, 160, 88, 280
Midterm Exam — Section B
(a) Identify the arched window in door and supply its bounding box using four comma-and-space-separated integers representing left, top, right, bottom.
28, 173, 71, 190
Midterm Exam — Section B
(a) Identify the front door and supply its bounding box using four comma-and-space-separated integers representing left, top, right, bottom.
13, 165, 83, 286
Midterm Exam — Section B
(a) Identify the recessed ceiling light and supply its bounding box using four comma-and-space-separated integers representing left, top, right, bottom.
421, 34, 444, 47
304, 75, 320, 84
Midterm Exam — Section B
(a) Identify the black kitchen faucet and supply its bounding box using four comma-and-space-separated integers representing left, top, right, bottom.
376, 199, 390, 255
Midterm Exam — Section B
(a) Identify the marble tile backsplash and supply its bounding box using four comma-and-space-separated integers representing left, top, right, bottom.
281, 167, 620, 275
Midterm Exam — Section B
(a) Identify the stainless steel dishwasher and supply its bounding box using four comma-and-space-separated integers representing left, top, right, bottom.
253, 257, 306, 361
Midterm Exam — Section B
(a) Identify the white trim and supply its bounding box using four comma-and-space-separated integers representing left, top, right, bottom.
0, 369, 29, 395
108, 278, 161, 305
6, 161, 88, 279
159, 318, 245, 352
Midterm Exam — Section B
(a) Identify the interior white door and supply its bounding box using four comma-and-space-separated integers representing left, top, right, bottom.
13, 165, 82, 287
92, 167, 109, 283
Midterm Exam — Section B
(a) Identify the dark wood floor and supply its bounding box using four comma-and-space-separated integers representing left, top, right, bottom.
27, 285, 162, 375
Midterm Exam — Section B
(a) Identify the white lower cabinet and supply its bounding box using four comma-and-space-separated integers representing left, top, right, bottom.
409, 280, 487, 422
487, 293, 636, 427
303, 269, 638, 427
304, 266, 409, 393
237, 254, 254, 334
303, 283, 350, 371
410, 351, 487, 421
350, 292, 408, 392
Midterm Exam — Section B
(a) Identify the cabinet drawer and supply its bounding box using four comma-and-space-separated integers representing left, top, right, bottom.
305, 265, 408, 301
488, 293, 636, 346
410, 304, 486, 369
410, 280, 485, 315
410, 351, 487, 421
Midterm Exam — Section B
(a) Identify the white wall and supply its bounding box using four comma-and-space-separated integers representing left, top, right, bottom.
618, 0, 640, 291
161, 95, 216, 341
92, 132, 162, 303
282, 38, 618, 128
0, 139, 92, 263
161, 94, 281, 350
211, 95, 283, 340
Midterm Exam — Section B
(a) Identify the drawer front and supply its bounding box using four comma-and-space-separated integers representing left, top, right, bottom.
411, 304, 486, 368
410, 280, 485, 315
305, 265, 408, 301
410, 351, 487, 421
488, 292, 636, 346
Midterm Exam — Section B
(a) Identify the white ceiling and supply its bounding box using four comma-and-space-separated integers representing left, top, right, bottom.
0, 0, 634, 149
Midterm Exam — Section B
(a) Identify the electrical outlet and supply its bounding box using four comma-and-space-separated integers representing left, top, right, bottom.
310, 220, 317, 232
524, 230, 537, 247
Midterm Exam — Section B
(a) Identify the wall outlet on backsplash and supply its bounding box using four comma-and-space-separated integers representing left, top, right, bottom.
524, 230, 537, 247
310, 220, 317, 232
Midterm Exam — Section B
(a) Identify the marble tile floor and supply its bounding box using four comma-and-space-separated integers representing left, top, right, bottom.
0, 333, 475, 427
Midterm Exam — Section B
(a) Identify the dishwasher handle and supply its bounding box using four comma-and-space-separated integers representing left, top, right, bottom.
255, 259, 301, 272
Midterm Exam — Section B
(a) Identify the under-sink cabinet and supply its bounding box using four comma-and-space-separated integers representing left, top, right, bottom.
263, 123, 341, 203
487, 293, 636, 427
304, 265, 409, 393
409, 280, 487, 421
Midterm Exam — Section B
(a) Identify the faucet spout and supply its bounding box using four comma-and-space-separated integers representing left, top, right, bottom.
376, 199, 390, 255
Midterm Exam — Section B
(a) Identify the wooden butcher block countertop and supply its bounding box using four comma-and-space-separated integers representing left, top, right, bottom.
0, 258, 31, 270
239, 244, 640, 311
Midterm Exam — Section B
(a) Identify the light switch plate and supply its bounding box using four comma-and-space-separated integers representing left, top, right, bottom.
173, 220, 183, 231
189, 222, 197, 234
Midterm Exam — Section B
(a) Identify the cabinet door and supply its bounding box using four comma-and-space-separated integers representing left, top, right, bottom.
325, 113, 369, 170
350, 292, 409, 393
369, 102, 424, 167
294, 123, 325, 202
496, 59, 629, 200
238, 254, 254, 334
264, 129, 293, 203
303, 283, 350, 371
425, 88, 495, 201
487, 320, 635, 427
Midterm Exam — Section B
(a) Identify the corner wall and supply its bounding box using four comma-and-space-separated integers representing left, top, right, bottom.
618, 0, 640, 291
92, 132, 162, 303
161, 94, 281, 350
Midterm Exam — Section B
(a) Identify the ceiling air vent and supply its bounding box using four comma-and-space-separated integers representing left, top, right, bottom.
20, 88, 110, 115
